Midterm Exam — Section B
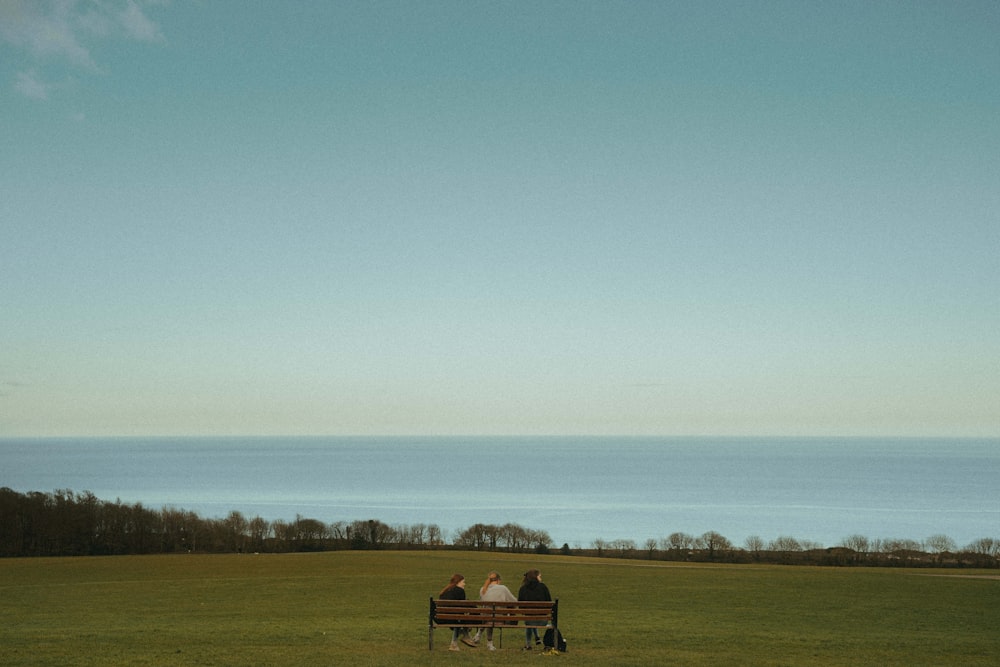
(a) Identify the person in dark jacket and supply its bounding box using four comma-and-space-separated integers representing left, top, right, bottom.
439, 573, 477, 651
517, 569, 551, 650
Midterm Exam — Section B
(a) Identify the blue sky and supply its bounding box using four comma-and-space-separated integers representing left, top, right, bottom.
2, 0, 998, 437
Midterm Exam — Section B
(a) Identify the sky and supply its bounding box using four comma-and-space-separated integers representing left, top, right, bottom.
1, 1, 998, 438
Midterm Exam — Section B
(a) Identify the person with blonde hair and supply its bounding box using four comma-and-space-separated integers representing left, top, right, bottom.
471, 570, 517, 650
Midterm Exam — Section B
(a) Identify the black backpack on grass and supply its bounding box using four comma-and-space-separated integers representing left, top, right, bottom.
543, 628, 568, 652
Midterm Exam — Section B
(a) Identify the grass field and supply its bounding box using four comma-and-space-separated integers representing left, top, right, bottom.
1, 550, 998, 666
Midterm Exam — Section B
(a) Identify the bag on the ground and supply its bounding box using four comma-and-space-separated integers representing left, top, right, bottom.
543, 628, 568, 652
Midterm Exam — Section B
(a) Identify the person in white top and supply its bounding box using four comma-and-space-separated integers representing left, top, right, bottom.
472, 570, 517, 650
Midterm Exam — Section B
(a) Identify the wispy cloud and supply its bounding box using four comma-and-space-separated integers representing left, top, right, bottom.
120, 0, 163, 42
0, 0, 166, 99
0, 0, 100, 70
14, 70, 50, 99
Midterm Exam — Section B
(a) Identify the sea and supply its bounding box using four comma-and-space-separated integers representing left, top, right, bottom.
2, 436, 998, 549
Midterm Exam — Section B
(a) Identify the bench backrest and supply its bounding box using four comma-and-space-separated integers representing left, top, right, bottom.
429, 598, 558, 627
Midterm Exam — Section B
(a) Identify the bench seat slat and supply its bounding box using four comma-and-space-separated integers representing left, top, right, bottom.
436, 607, 551, 616
434, 600, 555, 609
431, 620, 529, 623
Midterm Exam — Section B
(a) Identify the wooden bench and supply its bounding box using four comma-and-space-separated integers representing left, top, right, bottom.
428, 598, 558, 650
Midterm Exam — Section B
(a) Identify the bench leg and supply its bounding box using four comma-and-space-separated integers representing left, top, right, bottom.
428, 626, 433, 650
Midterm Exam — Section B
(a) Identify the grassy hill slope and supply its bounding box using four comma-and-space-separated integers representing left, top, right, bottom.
2, 550, 998, 665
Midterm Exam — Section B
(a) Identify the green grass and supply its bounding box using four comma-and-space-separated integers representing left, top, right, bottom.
1, 551, 998, 666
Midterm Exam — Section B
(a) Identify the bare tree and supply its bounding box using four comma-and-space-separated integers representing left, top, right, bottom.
159, 507, 192, 553
292, 516, 329, 550
883, 538, 921, 553
841, 534, 870, 554
224, 511, 248, 552
270, 519, 291, 550
454, 523, 488, 550
329, 521, 349, 541
869, 537, 884, 559
744, 535, 765, 558
880, 538, 922, 564
698, 531, 732, 560
966, 537, 997, 556
592, 538, 608, 557
769, 536, 802, 552
527, 528, 553, 552
611, 539, 636, 557
502, 523, 535, 552
645, 538, 658, 559
482, 523, 502, 550
362, 519, 393, 549
247, 515, 269, 552
663, 531, 694, 554
925, 534, 956, 563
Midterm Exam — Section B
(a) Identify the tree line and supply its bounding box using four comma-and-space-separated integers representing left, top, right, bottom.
586, 530, 1000, 568
0, 488, 549, 557
1, 488, 996, 568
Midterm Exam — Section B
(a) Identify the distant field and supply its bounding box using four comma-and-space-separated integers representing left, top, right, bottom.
1, 551, 998, 666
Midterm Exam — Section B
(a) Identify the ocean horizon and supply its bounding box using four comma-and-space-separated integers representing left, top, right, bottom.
3, 436, 998, 550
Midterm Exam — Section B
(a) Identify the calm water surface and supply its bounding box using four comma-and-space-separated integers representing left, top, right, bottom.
3, 436, 997, 548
